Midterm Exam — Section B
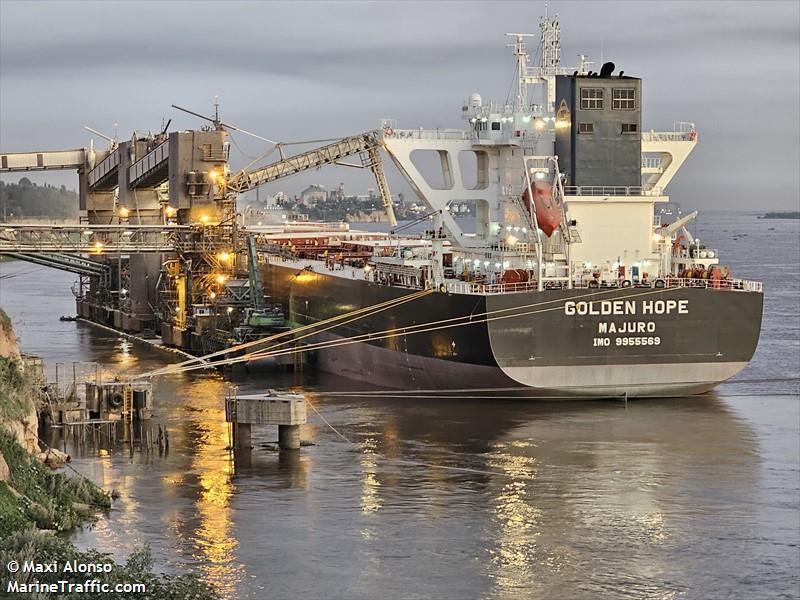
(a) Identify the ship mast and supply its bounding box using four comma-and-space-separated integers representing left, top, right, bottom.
506, 33, 536, 111
537, 3, 562, 112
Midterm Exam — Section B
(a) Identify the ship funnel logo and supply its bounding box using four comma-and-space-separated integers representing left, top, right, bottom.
556, 99, 570, 122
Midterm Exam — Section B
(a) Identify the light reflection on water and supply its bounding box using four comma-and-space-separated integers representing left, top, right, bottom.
1, 213, 798, 599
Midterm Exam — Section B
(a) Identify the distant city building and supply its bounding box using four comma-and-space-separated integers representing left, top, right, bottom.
268, 191, 287, 207
299, 184, 327, 206
328, 183, 345, 202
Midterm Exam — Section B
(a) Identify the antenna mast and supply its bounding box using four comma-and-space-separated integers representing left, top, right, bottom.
538, 5, 562, 111
505, 33, 535, 111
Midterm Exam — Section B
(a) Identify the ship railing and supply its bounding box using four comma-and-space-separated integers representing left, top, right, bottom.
442, 276, 762, 295
384, 129, 471, 141
641, 157, 664, 169
656, 277, 762, 292
563, 185, 664, 197
571, 277, 762, 293
641, 130, 697, 142
443, 280, 540, 295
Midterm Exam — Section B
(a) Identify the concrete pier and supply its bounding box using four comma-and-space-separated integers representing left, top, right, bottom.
232, 422, 252, 450
225, 389, 306, 452
278, 424, 301, 450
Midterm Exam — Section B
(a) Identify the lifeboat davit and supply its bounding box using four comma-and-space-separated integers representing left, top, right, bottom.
522, 182, 561, 237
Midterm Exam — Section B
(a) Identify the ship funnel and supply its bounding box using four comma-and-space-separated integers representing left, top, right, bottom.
599, 61, 615, 77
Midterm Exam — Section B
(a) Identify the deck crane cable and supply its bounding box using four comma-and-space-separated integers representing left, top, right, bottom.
163, 285, 678, 375
141, 287, 434, 378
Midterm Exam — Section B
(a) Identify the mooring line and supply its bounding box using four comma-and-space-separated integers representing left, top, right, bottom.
304, 397, 535, 480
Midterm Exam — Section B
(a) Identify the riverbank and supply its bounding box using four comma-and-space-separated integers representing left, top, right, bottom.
0, 308, 219, 599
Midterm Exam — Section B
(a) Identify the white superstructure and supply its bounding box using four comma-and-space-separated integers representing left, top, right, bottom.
376, 10, 718, 294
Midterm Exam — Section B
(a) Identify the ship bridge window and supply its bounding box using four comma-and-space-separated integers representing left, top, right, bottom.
491, 122, 501, 131
613, 88, 636, 110
621, 123, 639, 134
578, 122, 594, 134
580, 87, 604, 110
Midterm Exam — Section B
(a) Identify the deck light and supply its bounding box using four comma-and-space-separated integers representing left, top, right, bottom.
118, 206, 129, 218
200, 214, 210, 224
215, 274, 227, 284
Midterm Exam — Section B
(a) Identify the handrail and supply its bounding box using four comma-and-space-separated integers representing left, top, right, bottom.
563, 185, 664, 197
442, 276, 762, 295
384, 129, 471, 141
642, 131, 697, 142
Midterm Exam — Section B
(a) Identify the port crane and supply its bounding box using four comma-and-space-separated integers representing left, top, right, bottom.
171, 103, 398, 226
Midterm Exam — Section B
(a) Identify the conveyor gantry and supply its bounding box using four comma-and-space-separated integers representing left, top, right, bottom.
0, 149, 86, 172
0, 224, 188, 253
226, 129, 397, 226
128, 140, 169, 188
2, 252, 112, 282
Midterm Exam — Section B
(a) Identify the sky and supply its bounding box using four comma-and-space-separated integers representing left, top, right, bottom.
1, 0, 798, 211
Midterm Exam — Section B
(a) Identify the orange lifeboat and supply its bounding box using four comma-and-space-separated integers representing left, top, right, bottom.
522, 182, 561, 237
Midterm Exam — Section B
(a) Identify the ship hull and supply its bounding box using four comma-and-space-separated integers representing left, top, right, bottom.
261, 261, 763, 397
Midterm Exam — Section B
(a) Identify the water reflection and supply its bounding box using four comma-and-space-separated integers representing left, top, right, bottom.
486, 447, 540, 596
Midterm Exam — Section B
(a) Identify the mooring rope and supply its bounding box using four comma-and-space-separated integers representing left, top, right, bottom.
304, 397, 537, 480
153, 285, 667, 376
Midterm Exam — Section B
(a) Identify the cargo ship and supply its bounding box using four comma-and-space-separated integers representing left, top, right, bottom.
0, 9, 763, 398
250, 12, 763, 396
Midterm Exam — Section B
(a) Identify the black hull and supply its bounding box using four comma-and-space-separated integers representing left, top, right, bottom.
261, 261, 763, 397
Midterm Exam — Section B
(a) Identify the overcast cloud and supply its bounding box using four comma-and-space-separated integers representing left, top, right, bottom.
1, 0, 798, 210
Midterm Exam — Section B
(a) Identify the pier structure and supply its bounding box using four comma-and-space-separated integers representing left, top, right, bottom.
225, 387, 307, 451
0, 119, 394, 358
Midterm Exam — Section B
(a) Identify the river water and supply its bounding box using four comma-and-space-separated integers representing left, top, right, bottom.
1, 212, 798, 599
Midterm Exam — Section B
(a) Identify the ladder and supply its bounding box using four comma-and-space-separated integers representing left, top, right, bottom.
123, 385, 134, 423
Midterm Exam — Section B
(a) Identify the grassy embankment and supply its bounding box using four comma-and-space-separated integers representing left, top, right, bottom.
0, 308, 218, 599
